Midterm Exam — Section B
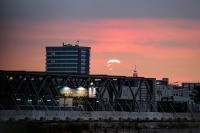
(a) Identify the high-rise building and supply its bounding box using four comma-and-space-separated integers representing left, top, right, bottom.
46, 42, 90, 74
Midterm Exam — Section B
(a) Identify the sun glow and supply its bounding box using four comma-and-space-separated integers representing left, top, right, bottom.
107, 59, 121, 71
107, 59, 120, 64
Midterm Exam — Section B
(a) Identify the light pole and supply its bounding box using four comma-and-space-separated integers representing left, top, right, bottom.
89, 82, 97, 98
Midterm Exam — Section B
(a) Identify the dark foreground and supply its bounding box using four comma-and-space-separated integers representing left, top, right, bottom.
1, 121, 200, 133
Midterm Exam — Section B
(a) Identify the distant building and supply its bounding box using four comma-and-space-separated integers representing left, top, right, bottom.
156, 78, 169, 85
46, 41, 90, 74
182, 82, 200, 90
155, 83, 193, 102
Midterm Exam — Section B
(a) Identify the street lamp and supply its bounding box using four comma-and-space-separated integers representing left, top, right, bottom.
88, 82, 98, 98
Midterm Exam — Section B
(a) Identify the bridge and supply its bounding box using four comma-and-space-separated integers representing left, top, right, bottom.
0, 70, 196, 121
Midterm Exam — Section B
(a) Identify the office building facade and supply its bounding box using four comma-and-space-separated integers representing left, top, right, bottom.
46, 43, 90, 74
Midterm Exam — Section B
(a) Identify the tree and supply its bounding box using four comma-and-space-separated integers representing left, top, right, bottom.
189, 86, 200, 103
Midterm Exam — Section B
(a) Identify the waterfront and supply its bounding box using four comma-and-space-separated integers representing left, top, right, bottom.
1, 121, 200, 133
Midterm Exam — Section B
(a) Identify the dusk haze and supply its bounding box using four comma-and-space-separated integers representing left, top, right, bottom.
0, 0, 200, 84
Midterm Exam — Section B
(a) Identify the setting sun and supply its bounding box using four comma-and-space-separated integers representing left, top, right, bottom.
107, 59, 121, 64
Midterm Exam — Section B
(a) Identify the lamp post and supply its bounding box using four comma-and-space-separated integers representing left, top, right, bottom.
89, 82, 97, 98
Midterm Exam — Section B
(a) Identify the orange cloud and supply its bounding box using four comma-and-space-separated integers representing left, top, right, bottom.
0, 18, 200, 83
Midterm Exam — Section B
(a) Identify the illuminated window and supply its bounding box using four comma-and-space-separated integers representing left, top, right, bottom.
28, 100, 32, 103
27, 100, 32, 105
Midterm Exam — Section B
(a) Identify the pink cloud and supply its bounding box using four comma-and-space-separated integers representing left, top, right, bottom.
0, 18, 200, 83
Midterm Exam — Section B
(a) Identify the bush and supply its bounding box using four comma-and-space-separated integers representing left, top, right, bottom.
158, 122, 193, 129
0, 123, 46, 133
134, 122, 141, 129
65, 122, 89, 133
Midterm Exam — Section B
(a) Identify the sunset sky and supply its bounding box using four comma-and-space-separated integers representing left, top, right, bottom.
0, 1, 200, 84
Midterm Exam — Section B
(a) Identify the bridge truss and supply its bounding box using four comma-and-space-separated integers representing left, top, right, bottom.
0, 70, 158, 112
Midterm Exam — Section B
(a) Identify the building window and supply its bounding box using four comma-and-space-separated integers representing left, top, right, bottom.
81, 56, 85, 59
81, 49, 86, 53
81, 71, 86, 73
81, 64, 85, 67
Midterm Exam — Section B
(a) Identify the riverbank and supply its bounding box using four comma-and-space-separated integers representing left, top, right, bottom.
1, 121, 200, 133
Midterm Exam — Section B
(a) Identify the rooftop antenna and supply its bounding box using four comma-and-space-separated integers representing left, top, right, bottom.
75, 40, 79, 46
134, 65, 136, 72
133, 65, 138, 77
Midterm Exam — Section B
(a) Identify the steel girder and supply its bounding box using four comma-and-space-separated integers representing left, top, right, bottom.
0, 70, 155, 110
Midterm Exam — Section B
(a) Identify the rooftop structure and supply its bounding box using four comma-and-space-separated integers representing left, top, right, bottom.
133, 65, 138, 77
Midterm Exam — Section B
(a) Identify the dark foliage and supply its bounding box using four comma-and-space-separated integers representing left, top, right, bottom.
0, 123, 46, 133
65, 122, 89, 133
